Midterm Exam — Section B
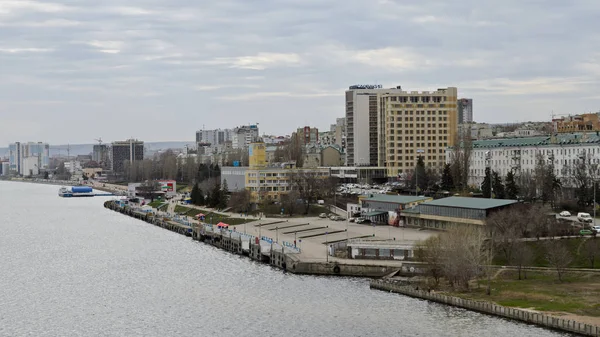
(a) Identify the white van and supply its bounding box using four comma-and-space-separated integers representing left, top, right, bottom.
578, 212, 593, 223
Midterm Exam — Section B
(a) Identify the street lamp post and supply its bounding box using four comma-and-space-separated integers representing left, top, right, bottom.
485, 151, 492, 199
276, 226, 279, 243
325, 227, 329, 263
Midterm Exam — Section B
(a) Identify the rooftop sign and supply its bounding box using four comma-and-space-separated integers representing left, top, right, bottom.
349, 84, 383, 90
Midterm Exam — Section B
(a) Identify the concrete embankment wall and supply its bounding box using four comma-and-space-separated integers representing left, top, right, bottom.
370, 281, 600, 337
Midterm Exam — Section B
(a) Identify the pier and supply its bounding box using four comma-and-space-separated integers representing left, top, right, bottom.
103, 200, 420, 277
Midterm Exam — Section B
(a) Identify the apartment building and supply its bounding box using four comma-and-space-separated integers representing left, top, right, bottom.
446, 132, 600, 187
232, 125, 259, 149
110, 139, 144, 173
293, 126, 319, 146
457, 98, 473, 124
382, 87, 458, 178
345, 85, 407, 167
8, 142, 50, 176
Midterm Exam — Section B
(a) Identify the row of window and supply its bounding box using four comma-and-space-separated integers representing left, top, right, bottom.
389, 142, 449, 147
388, 96, 448, 103
387, 156, 445, 162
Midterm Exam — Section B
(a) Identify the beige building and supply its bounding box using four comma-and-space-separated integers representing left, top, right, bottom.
381, 87, 458, 178
303, 145, 343, 168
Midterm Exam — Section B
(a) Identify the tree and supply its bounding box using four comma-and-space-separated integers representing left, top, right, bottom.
545, 241, 572, 282
481, 167, 492, 198
582, 238, 600, 269
209, 183, 223, 209
218, 181, 229, 209
441, 163, 454, 192
442, 226, 486, 291
410, 156, 427, 192
228, 189, 252, 214
190, 183, 205, 206
513, 242, 534, 280
449, 131, 473, 193
281, 190, 301, 216
290, 171, 325, 214
43, 171, 49, 180
491, 170, 505, 199
415, 235, 445, 287
505, 171, 519, 200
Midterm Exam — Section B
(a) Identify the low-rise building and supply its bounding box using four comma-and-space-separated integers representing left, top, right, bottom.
360, 195, 432, 225
347, 240, 416, 260
303, 145, 344, 168
329, 166, 387, 184
221, 166, 248, 192
401, 196, 518, 230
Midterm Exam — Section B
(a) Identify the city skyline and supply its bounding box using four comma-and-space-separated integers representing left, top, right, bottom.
1, 0, 599, 145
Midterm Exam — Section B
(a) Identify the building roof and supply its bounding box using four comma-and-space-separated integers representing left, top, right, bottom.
471, 132, 600, 149
362, 195, 430, 204
421, 197, 518, 210
364, 211, 388, 217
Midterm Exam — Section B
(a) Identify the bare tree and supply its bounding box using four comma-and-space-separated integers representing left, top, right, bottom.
513, 242, 534, 280
582, 238, 600, 269
449, 131, 473, 193
442, 226, 486, 291
415, 235, 445, 287
228, 189, 252, 214
280, 190, 301, 216
290, 171, 325, 214
545, 241, 572, 282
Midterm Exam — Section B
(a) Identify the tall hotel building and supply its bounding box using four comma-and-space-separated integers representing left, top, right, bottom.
381, 87, 458, 178
345, 85, 406, 167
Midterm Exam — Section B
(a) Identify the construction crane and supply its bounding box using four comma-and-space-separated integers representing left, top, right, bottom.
94, 138, 103, 145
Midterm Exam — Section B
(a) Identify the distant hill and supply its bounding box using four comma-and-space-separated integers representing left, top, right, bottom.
0, 141, 195, 158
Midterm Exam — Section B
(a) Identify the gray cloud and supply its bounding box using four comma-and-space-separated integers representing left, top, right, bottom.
0, 0, 599, 145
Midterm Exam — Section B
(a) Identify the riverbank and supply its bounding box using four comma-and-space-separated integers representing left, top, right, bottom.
370, 280, 600, 336
103, 200, 426, 278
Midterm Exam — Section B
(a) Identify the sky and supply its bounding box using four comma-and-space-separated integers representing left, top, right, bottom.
0, 0, 599, 145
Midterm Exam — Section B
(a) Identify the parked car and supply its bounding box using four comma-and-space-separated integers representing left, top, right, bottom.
578, 212, 593, 223
580, 229, 593, 236
559, 211, 571, 217
591, 225, 600, 233
355, 217, 366, 224
319, 213, 327, 218
349, 218, 356, 222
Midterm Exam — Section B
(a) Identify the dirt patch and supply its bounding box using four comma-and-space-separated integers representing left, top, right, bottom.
547, 312, 600, 327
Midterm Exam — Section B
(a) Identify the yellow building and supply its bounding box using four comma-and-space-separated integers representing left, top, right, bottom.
245, 142, 329, 201
381, 87, 458, 177
553, 113, 600, 133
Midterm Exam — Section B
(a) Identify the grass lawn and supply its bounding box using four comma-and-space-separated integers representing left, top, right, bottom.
448, 270, 600, 317
147, 200, 164, 208
173, 205, 250, 225
261, 204, 333, 217
493, 237, 600, 269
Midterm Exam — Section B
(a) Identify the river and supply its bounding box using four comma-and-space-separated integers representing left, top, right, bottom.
0, 181, 573, 337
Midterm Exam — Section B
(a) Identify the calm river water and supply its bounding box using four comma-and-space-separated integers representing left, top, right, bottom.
0, 181, 573, 337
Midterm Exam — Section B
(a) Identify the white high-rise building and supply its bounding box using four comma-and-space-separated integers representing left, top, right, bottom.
8, 142, 50, 176
232, 125, 259, 149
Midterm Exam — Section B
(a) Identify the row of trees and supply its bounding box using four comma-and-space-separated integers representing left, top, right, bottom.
122, 150, 222, 185
189, 180, 229, 210
417, 205, 600, 291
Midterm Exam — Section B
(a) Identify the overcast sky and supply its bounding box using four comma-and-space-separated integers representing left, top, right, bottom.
1, 0, 599, 145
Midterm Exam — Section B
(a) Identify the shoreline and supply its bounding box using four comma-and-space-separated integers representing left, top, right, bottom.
370, 280, 600, 336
